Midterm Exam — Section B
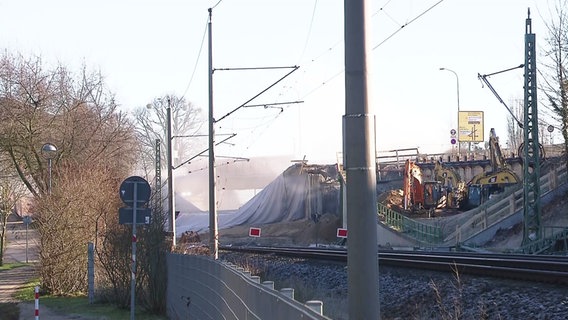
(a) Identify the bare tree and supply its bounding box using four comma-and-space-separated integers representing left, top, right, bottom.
540, 0, 568, 166
134, 95, 204, 176
0, 52, 138, 294
506, 98, 524, 156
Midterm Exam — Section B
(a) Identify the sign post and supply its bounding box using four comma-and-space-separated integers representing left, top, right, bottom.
119, 176, 151, 320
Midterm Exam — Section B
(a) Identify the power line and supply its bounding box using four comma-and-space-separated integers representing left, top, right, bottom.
372, 0, 446, 50
211, 0, 223, 9
181, 20, 208, 100
300, 0, 447, 100
297, 0, 319, 65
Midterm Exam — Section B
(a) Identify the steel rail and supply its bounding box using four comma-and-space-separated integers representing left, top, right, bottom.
220, 246, 568, 284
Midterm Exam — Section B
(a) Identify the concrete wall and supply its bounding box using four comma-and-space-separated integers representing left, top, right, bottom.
167, 254, 331, 320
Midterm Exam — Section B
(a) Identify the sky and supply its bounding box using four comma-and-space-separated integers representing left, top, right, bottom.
0, 0, 561, 167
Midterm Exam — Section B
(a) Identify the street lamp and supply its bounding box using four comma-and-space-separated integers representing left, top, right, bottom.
440, 67, 461, 154
41, 143, 57, 195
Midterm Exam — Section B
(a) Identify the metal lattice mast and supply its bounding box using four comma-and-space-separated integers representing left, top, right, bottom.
522, 8, 542, 245
155, 138, 162, 211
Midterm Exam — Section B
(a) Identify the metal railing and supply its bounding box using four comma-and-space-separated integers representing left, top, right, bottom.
518, 226, 568, 254
378, 204, 443, 244
450, 161, 567, 245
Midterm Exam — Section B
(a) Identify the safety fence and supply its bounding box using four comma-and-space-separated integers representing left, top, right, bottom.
166, 253, 331, 320
378, 204, 443, 244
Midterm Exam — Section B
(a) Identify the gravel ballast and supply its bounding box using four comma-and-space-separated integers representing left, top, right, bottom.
220, 252, 568, 320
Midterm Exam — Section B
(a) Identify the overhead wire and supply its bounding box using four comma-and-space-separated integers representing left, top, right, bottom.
299, 0, 446, 101
297, 0, 319, 65
211, 0, 223, 9
178, 0, 446, 164
372, 0, 445, 50
234, 0, 448, 156
181, 20, 208, 100
234, 0, 320, 157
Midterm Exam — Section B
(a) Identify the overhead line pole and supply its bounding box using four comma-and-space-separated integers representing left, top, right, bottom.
522, 8, 542, 246
344, 0, 380, 318
208, 7, 219, 260
166, 98, 176, 249
206, 9, 301, 261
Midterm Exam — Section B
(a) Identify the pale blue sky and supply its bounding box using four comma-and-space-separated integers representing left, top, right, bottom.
1, 0, 558, 165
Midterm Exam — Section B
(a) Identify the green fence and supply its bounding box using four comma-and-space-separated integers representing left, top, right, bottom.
378, 203, 443, 244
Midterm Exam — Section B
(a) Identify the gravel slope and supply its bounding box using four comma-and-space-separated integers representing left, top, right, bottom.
220, 252, 568, 320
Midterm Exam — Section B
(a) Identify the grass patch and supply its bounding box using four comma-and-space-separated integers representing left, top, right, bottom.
5, 270, 166, 320
13, 278, 40, 301
0, 262, 27, 271
37, 296, 168, 320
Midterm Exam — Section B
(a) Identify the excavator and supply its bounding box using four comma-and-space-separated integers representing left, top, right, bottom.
433, 161, 466, 209
401, 128, 518, 213
403, 159, 436, 211
402, 159, 465, 212
464, 128, 520, 209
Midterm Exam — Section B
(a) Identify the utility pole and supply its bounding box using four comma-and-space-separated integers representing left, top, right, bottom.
167, 98, 176, 248
208, 7, 219, 259
344, 0, 380, 318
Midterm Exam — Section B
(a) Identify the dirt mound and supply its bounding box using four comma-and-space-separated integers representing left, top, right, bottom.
378, 189, 404, 209
198, 213, 342, 247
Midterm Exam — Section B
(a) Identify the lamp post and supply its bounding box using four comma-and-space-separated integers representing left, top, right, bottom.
440, 67, 461, 154
41, 143, 57, 195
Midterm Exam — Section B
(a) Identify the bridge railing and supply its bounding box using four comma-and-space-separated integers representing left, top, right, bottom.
167, 253, 330, 320
448, 160, 567, 245
378, 204, 443, 244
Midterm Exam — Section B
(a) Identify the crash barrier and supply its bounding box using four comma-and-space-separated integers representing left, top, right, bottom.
166, 253, 331, 320
378, 204, 443, 244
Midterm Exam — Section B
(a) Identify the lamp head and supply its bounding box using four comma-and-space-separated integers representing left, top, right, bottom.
41, 143, 58, 159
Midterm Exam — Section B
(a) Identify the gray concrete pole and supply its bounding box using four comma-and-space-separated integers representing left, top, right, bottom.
208, 8, 219, 260
343, 0, 380, 318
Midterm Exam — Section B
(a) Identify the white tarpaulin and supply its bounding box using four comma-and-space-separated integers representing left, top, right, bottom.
176, 163, 339, 234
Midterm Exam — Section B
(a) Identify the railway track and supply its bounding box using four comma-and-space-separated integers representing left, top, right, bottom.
220, 245, 568, 284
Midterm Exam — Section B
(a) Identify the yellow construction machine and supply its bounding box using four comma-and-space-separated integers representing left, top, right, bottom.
465, 128, 520, 208
433, 161, 466, 209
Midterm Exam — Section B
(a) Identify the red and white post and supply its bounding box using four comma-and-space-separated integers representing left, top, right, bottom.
34, 285, 39, 319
